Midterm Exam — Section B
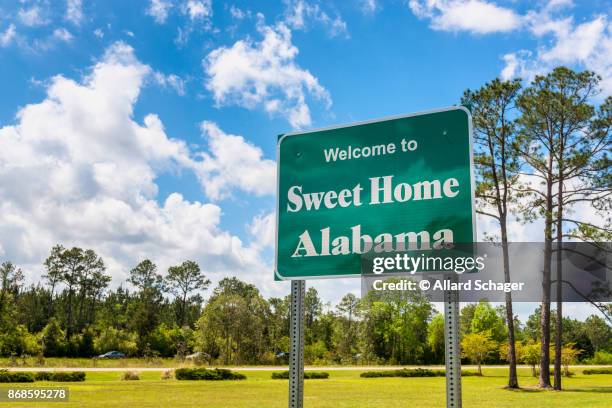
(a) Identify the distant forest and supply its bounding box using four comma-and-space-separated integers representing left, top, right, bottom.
0, 245, 610, 366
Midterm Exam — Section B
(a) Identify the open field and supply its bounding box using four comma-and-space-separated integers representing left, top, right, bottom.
0, 368, 610, 408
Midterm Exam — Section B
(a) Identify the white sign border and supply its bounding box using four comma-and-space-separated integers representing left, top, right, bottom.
274, 105, 477, 280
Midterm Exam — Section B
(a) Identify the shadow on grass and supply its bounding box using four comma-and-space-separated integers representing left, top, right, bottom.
503, 386, 612, 394
503, 387, 544, 393
563, 387, 612, 394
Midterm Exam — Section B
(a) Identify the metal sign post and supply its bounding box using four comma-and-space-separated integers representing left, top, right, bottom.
288, 280, 305, 408
444, 277, 462, 408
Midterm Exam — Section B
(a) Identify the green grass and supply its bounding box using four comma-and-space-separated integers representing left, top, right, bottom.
0, 368, 610, 407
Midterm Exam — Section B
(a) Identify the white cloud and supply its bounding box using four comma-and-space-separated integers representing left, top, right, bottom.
153, 72, 187, 95
195, 122, 276, 200
0, 24, 16, 47
204, 22, 331, 128
65, 0, 84, 25
248, 212, 276, 250
501, 7, 612, 94
0, 41, 276, 294
229, 5, 246, 20
360, 0, 378, 14
408, 0, 522, 34
93, 28, 104, 38
182, 0, 212, 20
500, 50, 531, 80
172, 1, 214, 45
29, 28, 75, 52
283, 0, 349, 38
18, 6, 48, 27
53, 28, 73, 42
147, 0, 173, 24
540, 17, 608, 63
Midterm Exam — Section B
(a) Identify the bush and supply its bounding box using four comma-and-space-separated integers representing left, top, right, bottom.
0, 370, 35, 383
0, 325, 41, 357
271, 371, 329, 379
34, 371, 86, 382
359, 368, 483, 378
161, 370, 173, 380
271, 371, 289, 379
585, 351, 612, 365
461, 370, 482, 376
94, 328, 138, 357
41, 318, 66, 357
360, 368, 445, 378
122, 371, 140, 381
583, 368, 612, 375
175, 368, 246, 381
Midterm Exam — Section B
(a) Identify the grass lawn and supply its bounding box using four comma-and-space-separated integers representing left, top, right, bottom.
1, 368, 610, 407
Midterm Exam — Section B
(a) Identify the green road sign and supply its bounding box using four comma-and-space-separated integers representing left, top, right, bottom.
275, 106, 475, 280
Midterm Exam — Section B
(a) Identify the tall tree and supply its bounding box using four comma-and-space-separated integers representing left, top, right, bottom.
166, 260, 210, 326
76, 250, 108, 331
0, 262, 23, 308
470, 300, 507, 342
360, 280, 432, 364
43, 246, 108, 339
268, 296, 290, 353
427, 313, 445, 363
516, 67, 610, 389
128, 260, 165, 343
462, 78, 522, 388
197, 278, 269, 364
335, 293, 360, 360
304, 287, 323, 330
583, 315, 612, 353
43, 245, 65, 314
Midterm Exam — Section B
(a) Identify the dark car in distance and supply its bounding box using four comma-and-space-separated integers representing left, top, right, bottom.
97, 351, 126, 359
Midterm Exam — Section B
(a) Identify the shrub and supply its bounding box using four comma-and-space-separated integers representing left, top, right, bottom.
175, 368, 246, 381
0, 370, 35, 383
0, 325, 41, 357
41, 318, 66, 357
122, 371, 140, 381
359, 368, 484, 378
461, 370, 482, 376
360, 368, 445, 378
161, 370, 173, 380
33, 372, 52, 381
271, 371, 329, 379
34, 371, 86, 382
271, 371, 289, 379
94, 328, 138, 357
585, 351, 612, 365
583, 368, 612, 375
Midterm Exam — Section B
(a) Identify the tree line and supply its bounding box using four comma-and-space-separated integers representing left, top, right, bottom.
0, 248, 611, 368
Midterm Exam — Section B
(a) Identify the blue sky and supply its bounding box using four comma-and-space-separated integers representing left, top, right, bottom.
0, 0, 610, 320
